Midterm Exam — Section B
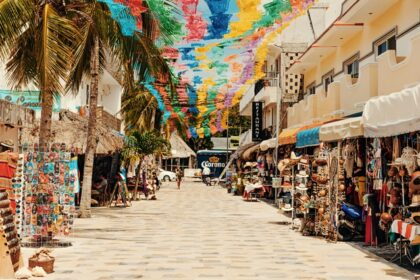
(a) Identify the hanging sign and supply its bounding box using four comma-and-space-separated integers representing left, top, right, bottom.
252, 101, 263, 141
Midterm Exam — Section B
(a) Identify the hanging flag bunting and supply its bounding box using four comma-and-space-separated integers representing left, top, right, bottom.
99, 0, 316, 138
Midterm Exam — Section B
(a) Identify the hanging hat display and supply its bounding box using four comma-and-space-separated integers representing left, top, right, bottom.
401, 147, 418, 175
296, 170, 309, 178
296, 183, 308, 191
281, 203, 293, 212
409, 194, 420, 208
291, 151, 301, 160
277, 159, 289, 172
409, 171, 420, 195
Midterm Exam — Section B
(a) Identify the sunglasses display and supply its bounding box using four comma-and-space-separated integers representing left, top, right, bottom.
0, 190, 22, 274
9, 155, 25, 237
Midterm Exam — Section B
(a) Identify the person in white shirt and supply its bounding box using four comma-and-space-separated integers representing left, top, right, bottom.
202, 166, 211, 186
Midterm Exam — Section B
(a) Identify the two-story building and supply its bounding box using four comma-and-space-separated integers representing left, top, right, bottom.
285, 0, 420, 137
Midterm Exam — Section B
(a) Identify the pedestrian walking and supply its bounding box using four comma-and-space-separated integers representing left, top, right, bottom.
202, 165, 211, 186
175, 167, 183, 190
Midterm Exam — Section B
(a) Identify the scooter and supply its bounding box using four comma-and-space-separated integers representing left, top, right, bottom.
337, 202, 364, 241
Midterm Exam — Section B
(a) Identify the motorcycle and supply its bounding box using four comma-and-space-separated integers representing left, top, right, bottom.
337, 202, 364, 241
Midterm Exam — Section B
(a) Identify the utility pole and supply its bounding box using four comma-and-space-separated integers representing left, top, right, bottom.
226, 107, 229, 167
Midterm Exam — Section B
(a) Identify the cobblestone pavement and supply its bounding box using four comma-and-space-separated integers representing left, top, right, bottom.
21, 181, 414, 280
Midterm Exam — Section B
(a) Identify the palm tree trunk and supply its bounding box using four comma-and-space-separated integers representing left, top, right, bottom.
133, 159, 143, 201
80, 36, 100, 218
39, 90, 53, 151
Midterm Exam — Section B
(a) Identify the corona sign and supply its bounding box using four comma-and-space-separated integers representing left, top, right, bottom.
197, 150, 231, 178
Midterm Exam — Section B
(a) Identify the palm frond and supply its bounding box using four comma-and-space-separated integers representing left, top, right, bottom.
36, 3, 81, 96
5, 27, 37, 88
0, 0, 35, 59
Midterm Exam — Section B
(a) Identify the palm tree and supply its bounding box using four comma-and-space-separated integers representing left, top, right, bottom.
121, 130, 170, 200
121, 85, 160, 132
67, 1, 176, 218
0, 0, 82, 150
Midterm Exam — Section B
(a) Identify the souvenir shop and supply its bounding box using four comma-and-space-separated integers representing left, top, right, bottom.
273, 86, 420, 266
231, 140, 286, 201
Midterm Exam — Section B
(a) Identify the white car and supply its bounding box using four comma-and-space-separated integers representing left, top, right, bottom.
158, 169, 176, 182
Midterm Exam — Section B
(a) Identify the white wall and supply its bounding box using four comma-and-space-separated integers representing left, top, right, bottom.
0, 62, 123, 120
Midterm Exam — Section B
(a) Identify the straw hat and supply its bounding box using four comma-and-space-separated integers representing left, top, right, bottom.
296, 183, 308, 191
277, 159, 290, 172
387, 157, 404, 166
409, 171, 420, 193
0, 139, 14, 148
244, 162, 257, 168
296, 170, 309, 178
281, 182, 292, 189
299, 158, 309, 165
291, 151, 301, 160
409, 194, 420, 208
282, 203, 293, 212
411, 212, 420, 225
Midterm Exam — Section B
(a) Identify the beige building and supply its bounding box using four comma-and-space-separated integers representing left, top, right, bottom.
239, 0, 343, 146
286, 0, 420, 129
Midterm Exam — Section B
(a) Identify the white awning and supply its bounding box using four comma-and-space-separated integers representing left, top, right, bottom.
362, 84, 420, 138
260, 138, 277, 151
319, 117, 363, 142
242, 143, 260, 161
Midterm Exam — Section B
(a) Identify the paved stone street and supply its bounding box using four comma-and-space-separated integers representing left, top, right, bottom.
22, 181, 414, 280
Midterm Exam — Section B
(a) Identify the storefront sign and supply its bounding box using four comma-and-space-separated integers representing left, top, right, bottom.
0, 90, 61, 112
282, 92, 299, 103
197, 151, 230, 178
252, 101, 263, 141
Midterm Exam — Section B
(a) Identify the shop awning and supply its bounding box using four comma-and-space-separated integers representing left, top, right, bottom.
319, 117, 363, 142
296, 126, 321, 148
363, 84, 420, 137
242, 143, 260, 161
260, 138, 277, 151
232, 142, 256, 159
279, 121, 329, 146
278, 127, 301, 145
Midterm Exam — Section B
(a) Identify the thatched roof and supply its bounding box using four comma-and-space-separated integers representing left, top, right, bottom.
21, 110, 124, 154
166, 132, 196, 159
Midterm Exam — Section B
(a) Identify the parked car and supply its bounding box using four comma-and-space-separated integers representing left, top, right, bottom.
158, 169, 176, 182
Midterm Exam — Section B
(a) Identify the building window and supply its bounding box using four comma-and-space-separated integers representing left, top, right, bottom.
306, 82, 316, 96
344, 53, 359, 79
323, 70, 334, 93
346, 59, 359, 78
375, 32, 396, 57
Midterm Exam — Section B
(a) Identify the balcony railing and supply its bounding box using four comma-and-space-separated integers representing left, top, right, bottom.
255, 72, 279, 95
